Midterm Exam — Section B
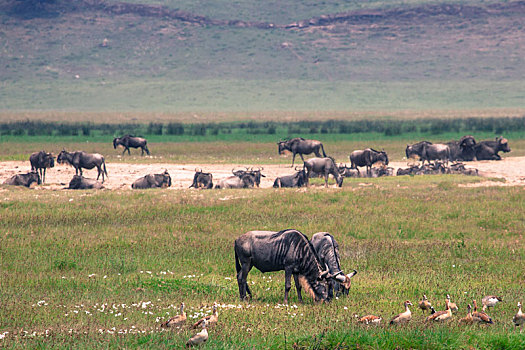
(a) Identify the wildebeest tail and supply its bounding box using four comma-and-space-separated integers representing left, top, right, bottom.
320, 143, 327, 157
103, 159, 108, 178
234, 247, 241, 274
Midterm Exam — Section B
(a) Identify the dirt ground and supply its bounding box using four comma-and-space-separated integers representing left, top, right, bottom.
0, 157, 524, 190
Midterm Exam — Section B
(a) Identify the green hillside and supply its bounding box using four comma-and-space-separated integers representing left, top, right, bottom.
0, 0, 524, 112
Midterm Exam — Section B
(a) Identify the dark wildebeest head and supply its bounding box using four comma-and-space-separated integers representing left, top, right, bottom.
235, 229, 332, 304
4, 171, 41, 187
189, 169, 213, 189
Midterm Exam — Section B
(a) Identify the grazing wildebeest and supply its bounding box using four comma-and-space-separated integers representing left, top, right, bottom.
405, 141, 433, 161
277, 138, 327, 167
67, 175, 104, 189
3, 172, 40, 187
474, 137, 511, 160
57, 150, 108, 182
349, 148, 389, 176
234, 229, 333, 304
132, 170, 171, 189
310, 232, 357, 300
338, 164, 360, 178
304, 157, 343, 188
29, 151, 55, 183
189, 169, 213, 189
113, 135, 150, 156
420, 143, 450, 166
273, 167, 307, 188
447, 135, 476, 161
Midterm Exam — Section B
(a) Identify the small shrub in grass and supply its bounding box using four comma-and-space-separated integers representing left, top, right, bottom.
53, 259, 77, 271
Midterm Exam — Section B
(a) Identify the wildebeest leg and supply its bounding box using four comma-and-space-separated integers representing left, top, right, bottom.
237, 261, 252, 301
293, 274, 303, 303
127, 147, 131, 155
42, 168, 46, 184
284, 269, 293, 304
327, 281, 334, 301
324, 171, 329, 188
291, 153, 297, 167
144, 145, 150, 156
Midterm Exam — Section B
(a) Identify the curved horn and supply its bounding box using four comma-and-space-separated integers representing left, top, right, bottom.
349, 269, 357, 278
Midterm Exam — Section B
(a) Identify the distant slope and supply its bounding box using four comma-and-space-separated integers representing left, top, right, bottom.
0, 0, 524, 112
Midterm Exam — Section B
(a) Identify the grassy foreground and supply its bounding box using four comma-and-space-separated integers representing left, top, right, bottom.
1, 176, 524, 348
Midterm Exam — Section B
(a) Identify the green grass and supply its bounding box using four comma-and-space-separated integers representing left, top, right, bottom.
0, 178, 524, 348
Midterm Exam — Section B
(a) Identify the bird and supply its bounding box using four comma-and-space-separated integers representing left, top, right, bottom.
513, 302, 524, 327
186, 319, 208, 347
472, 299, 493, 324
161, 302, 186, 328
418, 295, 432, 313
446, 294, 458, 313
426, 299, 452, 322
358, 315, 382, 325
429, 306, 437, 315
482, 295, 503, 311
390, 300, 412, 325
192, 304, 219, 329
459, 304, 474, 325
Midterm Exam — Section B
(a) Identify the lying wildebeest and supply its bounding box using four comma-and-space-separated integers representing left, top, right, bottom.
278, 137, 327, 167
273, 167, 307, 188
338, 164, 360, 178
304, 157, 343, 187
420, 143, 450, 166
113, 135, 150, 156
30, 151, 55, 183
189, 169, 213, 189
447, 135, 476, 161
57, 150, 108, 182
349, 148, 389, 176
3, 171, 40, 187
370, 166, 394, 178
415, 162, 446, 175
447, 163, 479, 176
215, 168, 265, 189
474, 136, 511, 160
405, 141, 432, 160
310, 232, 357, 300
235, 229, 334, 304
396, 165, 419, 176
67, 175, 104, 189
131, 170, 171, 189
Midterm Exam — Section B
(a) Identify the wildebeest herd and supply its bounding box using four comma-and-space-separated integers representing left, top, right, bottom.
1, 135, 511, 189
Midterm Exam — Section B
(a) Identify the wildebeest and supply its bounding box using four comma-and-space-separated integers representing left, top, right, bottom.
57, 150, 108, 182
310, 232, 357, 300
420, 143, 450, 166
278, 138, 327, 167
370, 166, 395, 178
131, 170, 171, 189
189, 169, 213, 189
447, 135, 476, 161
234, 229, 333, 304
113, 135, 150, 156
474, 137, 511, 160
304, 157, 343, 187
447, 163, 479, 176
415, 162, 446, 175
3, 171, 41, 187
29, 151, 55, 183
67, 175, 104, 189
273, 167, 307, 188
338, 164, 360, 178
405, 141, 433, 160
396, 165, 419, 176
215, 168, 265, 189
349, 148, 389, 176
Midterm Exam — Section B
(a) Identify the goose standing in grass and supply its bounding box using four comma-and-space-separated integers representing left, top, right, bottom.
446, 294, 458, 313
459, 304, 474, 325
418, 295, 432, 314
472, 299, 493, 324
426, 299, 453, 322
390, 301, 412, 325
482, 295, 503, 311
358, 315, 382, 325
513, 302, 524, 327
192, 304, 219, 329
161, 302, 186, 328
186, 319, 208, 347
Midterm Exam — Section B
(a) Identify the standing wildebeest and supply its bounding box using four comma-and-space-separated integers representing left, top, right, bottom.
304, 157, 343, 187
57, 150, 108, 182
4, 171, 40, 187
273, 167, 307, 188
67, 175, 104, 189
349, 148, 389, 176
113, 135, 150, 156
310, 232, 357, 300
30, 151, 55, 183
235, 229, 333, 304
447, 135, 477, 161
405, 141, 433, 161
278, 138, 327, 167
189, 169, 213, 189
474, 137, 511, 160
420, 143, 450, 166
132, 170, 171, 189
